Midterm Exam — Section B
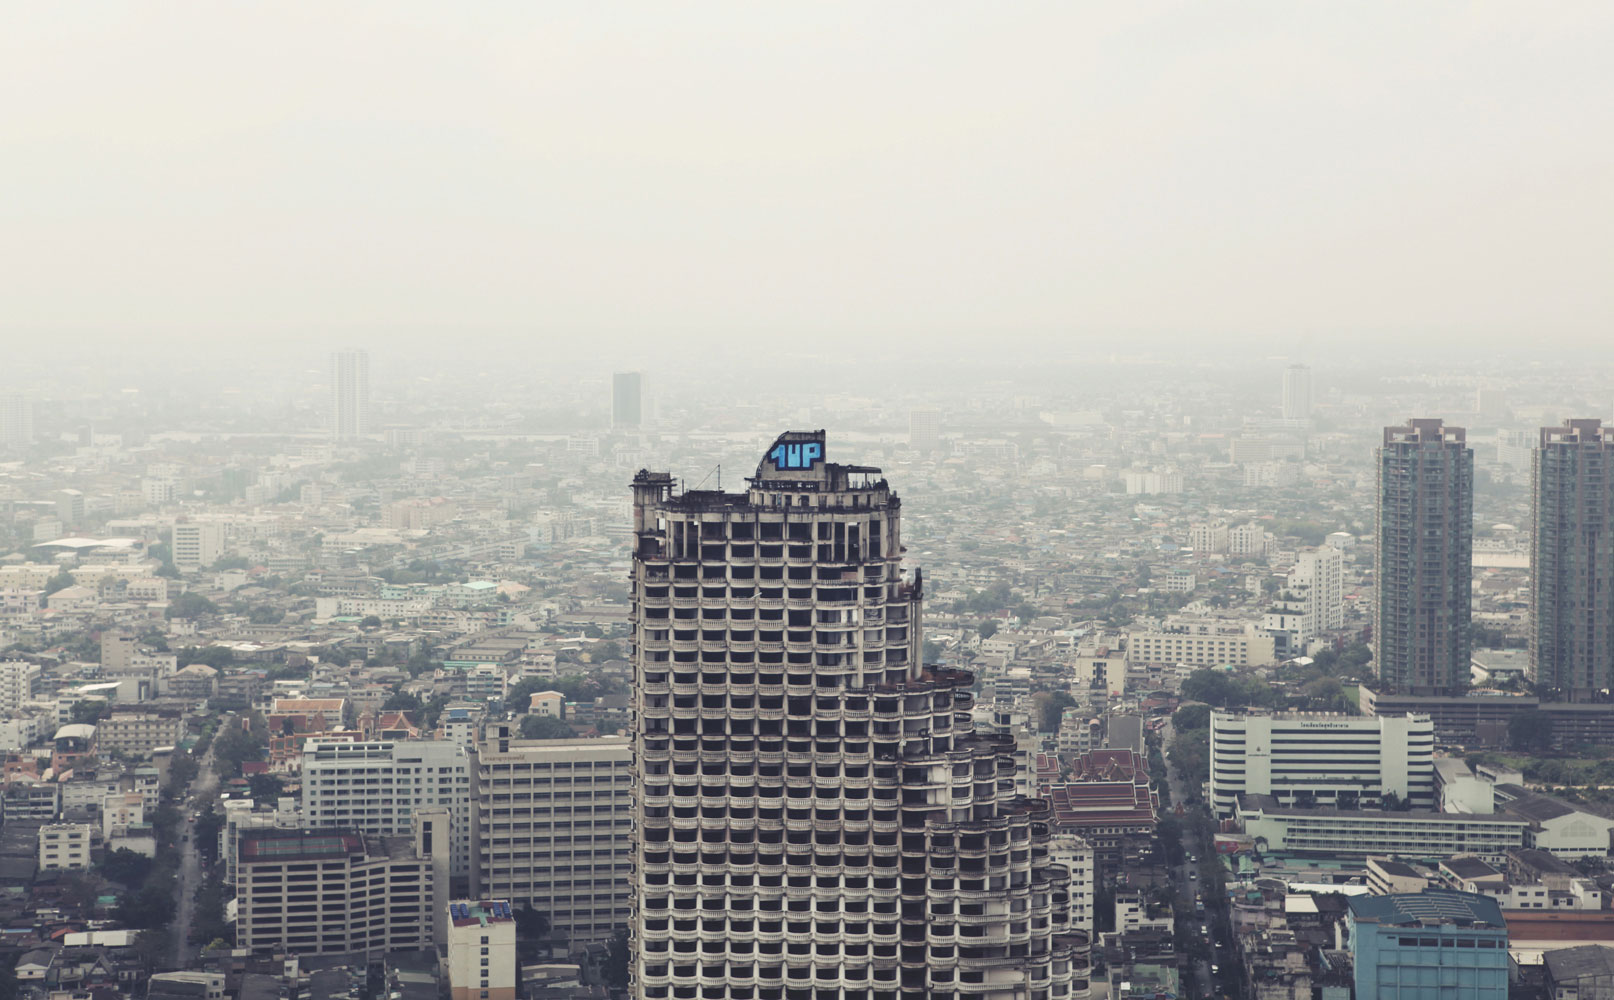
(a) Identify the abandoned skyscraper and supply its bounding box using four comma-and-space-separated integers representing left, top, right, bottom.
628, 430, 1088, 1000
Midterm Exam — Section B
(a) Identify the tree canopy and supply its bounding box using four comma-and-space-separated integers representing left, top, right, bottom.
520, 715, 577, 740
166, 592, 219, 619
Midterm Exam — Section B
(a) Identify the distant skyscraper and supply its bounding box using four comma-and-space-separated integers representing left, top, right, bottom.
328, 349, 371, 441
1531, 419, 1614, 700
1475, 387, 1508, 425
627, 430, 1085, 1000
612, 371, 642, 429
1375, 419, 1473, 696
1281, 364, 1312, 421
0, 394, 35, 450
909, 407, 942, 452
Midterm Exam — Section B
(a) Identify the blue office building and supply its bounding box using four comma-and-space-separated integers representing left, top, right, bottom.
1347, 890, 1509, 1000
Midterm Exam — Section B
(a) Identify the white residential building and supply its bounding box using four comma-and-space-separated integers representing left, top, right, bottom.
0, 714, 48, 751
464, 664, 508, 705
1263, 546, 1346, 659
102, 791, 145, 838
0, 661, 41, 714
38, 824, 94, 870
1189, 522, 1229, 554
1236, 796, 1527, 861
171, 522, 224, 572
1128, 623, 1277, 668
1228, 523, 1271, 557
1159, 572, 1196, 594
446, 900, 517, 1000
1209, 711, 1435, 817
1294, 545, 1345, 632
236, 814, 447, 956
301, 740, 475, 880
473, 731, 632, 945
1050, 833, 1096, 940
219, 797, 301, 885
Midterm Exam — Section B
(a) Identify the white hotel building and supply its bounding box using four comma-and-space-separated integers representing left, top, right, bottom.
1210, 711, 1435, 818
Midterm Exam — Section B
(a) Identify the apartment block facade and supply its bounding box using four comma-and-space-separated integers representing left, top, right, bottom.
95, 708, 186, 756
1376, 419, 1473, 695
1531, 418, 1614, 700
473, 731, 632, 945
301, 740, 475, 881
235, 815, 447, 956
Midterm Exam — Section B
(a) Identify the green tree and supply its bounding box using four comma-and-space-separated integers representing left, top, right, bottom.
211, 555, 252, 571
1169, 726, 1211, 787
507, 677, 549, 714
1172, 703, 1212, 731
605, 926, 630, 988
360, 615, 383, 628
99, 848, 154, 887
514, 905, 552, 960
114, 880, 177, 928
213, 715, 268, 779
166, 592, 219, 619
44, 570, 77, 596
1033, 691, 1077, 732
191, 872, 231, 945
132, 928, 173, 971
166, 751, 199, 790
177, 645, 233, 668
978, 620, 1000, 640
583, 624, 605, 639
70, 699, 109, 725
194, 806, 224, 854
248, 773, 284, 805
1509, 710, 1555, 753
521, 715, 576, 740
383, 691, 424, 713
1180, 669, 1234, 706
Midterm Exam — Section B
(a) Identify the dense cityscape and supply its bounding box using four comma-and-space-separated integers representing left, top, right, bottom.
3, 349, 1614, 1000
7, 3, 1614, 998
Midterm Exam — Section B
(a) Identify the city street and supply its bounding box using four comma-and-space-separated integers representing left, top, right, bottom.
1161, 719, 1233, 1000
173, 736, 220, 967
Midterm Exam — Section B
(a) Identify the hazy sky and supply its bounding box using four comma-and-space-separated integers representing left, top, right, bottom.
5, 2, 1612, 354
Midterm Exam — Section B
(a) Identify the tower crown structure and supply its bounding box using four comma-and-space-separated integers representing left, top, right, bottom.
628, 432, 1088, 1000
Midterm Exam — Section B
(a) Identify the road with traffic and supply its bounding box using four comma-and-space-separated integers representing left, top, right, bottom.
1161, 718, 1241, 1000
172, 733, 220, 968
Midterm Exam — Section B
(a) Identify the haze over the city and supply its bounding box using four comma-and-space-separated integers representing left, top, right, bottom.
5, 7, 1614, 1000
5, 1, 1613, 367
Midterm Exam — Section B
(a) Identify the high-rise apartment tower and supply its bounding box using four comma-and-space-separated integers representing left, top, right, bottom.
1281, 364, 1312, 422
1375, 419, 1473, 696
614, 372, 643, 429
328, 349, 371, 441
1531, 418, 1614, 700
0, 394, 35, 450
908, 409, 941, 453
629, 430, 1087, 1000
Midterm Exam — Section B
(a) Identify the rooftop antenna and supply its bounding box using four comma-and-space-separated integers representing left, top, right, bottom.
691, 464, 721, 491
